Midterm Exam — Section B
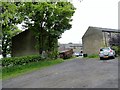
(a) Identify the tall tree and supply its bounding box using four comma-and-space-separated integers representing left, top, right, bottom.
1, 2, 23, 57
22, 2, 76, 54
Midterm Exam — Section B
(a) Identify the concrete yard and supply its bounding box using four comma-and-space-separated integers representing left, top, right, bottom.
2, 58, 118, 88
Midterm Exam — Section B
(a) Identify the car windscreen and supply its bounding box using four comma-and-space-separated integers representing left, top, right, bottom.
100, 48, 110, 51
103, 48, 110, 51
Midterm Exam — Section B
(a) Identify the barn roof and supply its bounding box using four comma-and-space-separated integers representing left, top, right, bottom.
82, 26, 120, 39
92, 26, 120, 33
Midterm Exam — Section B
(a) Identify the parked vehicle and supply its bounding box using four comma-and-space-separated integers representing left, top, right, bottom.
74, 52, 80, 57
59, 49, 73, 59
73, 52, 83, 57
99, 47, 115, 60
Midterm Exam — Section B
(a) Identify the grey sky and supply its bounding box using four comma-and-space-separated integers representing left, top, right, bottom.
58, 0, 119, 44
17, 0, 119, 44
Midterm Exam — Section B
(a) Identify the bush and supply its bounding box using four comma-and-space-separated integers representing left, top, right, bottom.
2, 55, 43, 67
112, 46, 120, 56
47, 50, 59, 60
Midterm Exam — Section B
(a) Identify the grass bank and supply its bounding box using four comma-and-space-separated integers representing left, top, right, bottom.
2, 58, 64, 80
84, 54, 99, 58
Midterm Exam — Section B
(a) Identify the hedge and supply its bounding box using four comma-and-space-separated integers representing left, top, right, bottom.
2, 55, 43, 67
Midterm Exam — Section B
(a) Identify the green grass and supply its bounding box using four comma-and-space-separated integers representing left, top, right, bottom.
2, 58, 64, 80
85, 54, 99, 58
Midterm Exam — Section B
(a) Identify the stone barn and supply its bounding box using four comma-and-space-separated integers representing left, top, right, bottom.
82, 26, 120, 55
12, 30, 39, 57
12, 29, 57, 57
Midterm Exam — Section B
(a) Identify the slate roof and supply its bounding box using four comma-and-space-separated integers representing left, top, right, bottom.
90, 26, 120, 33
82, 26, 120, 39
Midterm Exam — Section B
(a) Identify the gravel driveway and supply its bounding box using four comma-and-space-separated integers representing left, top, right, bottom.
2, 58, 118, 88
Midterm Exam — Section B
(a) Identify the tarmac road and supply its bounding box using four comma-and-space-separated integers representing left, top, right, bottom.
2, 57, 118, 88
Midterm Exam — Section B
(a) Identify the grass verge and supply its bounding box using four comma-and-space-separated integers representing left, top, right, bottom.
2, 58, 64, 80
84, 54, 99, 58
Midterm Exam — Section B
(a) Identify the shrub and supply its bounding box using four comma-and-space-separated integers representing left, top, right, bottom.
47, 50, 59, 60
2, 55, 43, 67
112, 46, 120, 56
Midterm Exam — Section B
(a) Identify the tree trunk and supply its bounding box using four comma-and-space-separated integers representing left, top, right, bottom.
38, 34, 42, 54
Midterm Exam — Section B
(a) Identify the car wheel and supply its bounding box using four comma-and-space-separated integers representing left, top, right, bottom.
112, 56, 115, 59
110, 56, 115, 59
100, 57, 103, 60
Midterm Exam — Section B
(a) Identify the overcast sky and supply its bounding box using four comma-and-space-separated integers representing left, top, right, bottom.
58, 0, 119, 44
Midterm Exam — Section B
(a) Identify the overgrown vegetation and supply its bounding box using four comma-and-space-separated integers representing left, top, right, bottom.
1, 2, 76, 80
112, 46, 120, 56
1, 53, 78, 80
1, 55, 64, 80
1, 2, 75, 58
2, 55, 43, 67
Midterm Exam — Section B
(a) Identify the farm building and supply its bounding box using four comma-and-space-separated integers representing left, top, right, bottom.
12, 29, 57, 57
82, 26, 120, 55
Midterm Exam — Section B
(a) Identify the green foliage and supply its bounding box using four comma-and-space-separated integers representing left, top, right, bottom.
22, 2, 76, 54
1, 2, 75, 58
2, 55, 43, 67
47, 50, 59, 59
1, 2, 24, 57
87, 54, 99, 58
119, 47, 120, 56
2, 26, 22, 57
112, 46, 120, 55
2, 58, 64, 80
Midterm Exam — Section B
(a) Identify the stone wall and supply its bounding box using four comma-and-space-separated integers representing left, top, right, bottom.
12, 30, 39, 57
82, 27, 104, 55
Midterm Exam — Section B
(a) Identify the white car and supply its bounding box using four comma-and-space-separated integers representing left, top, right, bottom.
99, 47, 115, 60
73, 52, 83, 57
